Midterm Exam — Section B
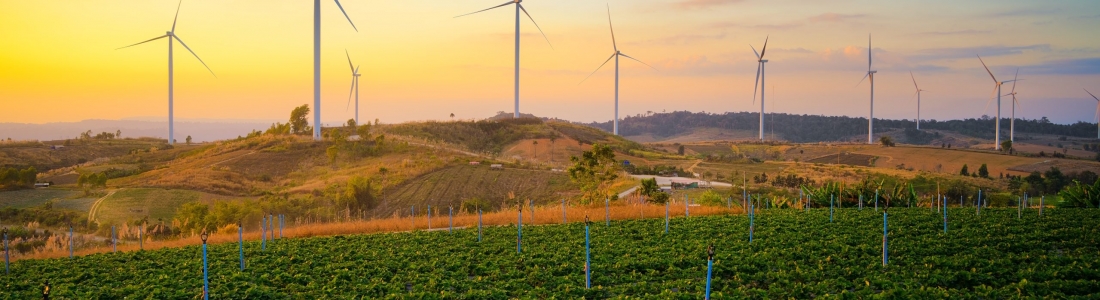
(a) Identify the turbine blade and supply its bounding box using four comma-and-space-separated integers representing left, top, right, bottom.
519, 4, 553, 50
347, 76, 356, 111
1087, 89, 1100, 101
619, 53, 658, 71
345, 49, 355, 73
977, 55, 997, 83
856, 73, 868, 87
910, 71, 919, 91
760, 35, 769, 59
981, 85, 998, 115
333, 0, 359, 32
455, 1, 514, 18
171, 0, 182, 32
1014, 95, 1021, 110
116, 35, 168, 50
354, 65, 360, 75
1010, 68, 1018, 93
868, 34, 872, 71
172, 35, 216, 77
579, 53, 616, 85
750, 45, 760, 60
607, 4, 617, 51
752, 62, 761, 105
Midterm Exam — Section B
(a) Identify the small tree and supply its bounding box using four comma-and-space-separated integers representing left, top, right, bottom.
185, 135, 192, 145
346, 119, 357, 128
1001, 140, 1013, 154
450, 113, 455, 121
677, 145, 685, 155
960, 164, 970, 176
116, 129, 122, 139
879, 136, 896, 147
978, 163, 989, 178
289, 104, 312, 135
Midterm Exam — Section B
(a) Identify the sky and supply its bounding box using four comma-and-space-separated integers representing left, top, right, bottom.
2, 0, 1099, 128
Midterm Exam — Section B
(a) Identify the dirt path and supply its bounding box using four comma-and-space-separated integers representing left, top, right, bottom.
685, 160, 703, 172
87, 189, 119, 223
208, 151, 256, 168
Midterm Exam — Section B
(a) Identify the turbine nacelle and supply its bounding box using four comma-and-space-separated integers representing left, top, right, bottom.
166, 31, 174, 36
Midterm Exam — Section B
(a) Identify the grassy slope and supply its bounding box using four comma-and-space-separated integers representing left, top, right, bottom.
0, 188, 92, 210
93, 188, 205, 225
377, 165, 577, 217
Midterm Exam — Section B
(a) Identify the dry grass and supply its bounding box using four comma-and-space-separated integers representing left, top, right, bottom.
14, 200, 743, 261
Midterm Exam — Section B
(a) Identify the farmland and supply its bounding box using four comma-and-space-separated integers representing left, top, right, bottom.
377, 165, 577, 217
2, 208, 1097, 298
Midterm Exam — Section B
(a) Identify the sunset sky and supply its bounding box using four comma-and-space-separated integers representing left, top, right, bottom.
2, 0, 1099, 127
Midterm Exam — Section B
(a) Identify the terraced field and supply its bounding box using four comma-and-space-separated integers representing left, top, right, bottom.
377, 165, 577, 216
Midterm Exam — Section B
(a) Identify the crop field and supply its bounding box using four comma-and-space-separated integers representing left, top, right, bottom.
0, 189, 89, 210
378, 165, 577, 217
93, 188, 205, 224
3, 208, 1097, 298
806, 153, 877, 167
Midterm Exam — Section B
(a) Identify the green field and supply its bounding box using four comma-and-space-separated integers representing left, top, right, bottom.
93, 188, 203, 224
0, 189, 93, 211
3, 208, 1097, 298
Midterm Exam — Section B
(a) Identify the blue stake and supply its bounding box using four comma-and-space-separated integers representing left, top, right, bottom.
859, 195, 863, 210
518, 207, 522, 253
830, 195, 834, 223
665, 201, 669, 234
1018, 197, 1022, 219
685, 194, 690, 217
112, 226, 116, 253
261, 217, 266, 251
874, 190, 879, 212
977, 189, 982, 216
449, 207, 454, 233
749, 202, 754, 243
883, 211, 889, 266
280, 214, 284, 239
477, 209, 482, 242
1040, 196, 1044, 216
139, 225, 143, 250
585, 216, 591, 289
201, 231, 209, 300
605, 198, 610, 226
943, 196, 948, 234
3, 228, 9, 275
428, 205, 432, 230
69, 226, 73, 259
238, 222, 244, 271
705, 245, 715, 300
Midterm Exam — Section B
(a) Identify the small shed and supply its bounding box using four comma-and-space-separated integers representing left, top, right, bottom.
490, 164, 504, 170
469, 161, 481, 166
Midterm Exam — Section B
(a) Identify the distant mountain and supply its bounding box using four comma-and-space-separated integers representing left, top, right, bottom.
584, 111, 1097, 143
0, 119, 272, 143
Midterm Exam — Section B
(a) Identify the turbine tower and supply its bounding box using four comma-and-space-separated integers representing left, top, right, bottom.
456, 0, 552, 119
978, 55, 1016, 150
1086, 89, 1100, 139
857, 35, 876, 144
345, 50, 361, 126
313, 0, 359, 141
910, 71, 925, 130
117, 0, 214, 146
1003, 69, 1020, 142
580, 5, 657, 136
750, 36, 770, 141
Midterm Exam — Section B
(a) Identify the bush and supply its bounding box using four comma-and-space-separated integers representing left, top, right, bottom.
695, 190, 726, 207
647, 192, 670, 204
461, 197, 491, 213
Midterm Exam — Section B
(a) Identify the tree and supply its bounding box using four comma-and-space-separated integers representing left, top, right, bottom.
116, 129, 122, 139
289, 104, 312, 135
532, 140, 538, 159
346, 119, 357, 128
677, 145, 685, 155
879, 136, 896, 147
1001, 140, 1013, 154
568, 144, 620, 203
185, 135, 192, 145
977, 163, 989, 178
326, 146, 339, 165
450, 113, 455, 121
960, 164, 969, 176
640, 178, 660, 197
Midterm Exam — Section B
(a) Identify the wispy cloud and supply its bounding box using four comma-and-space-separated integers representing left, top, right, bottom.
914, 29, 993, 36
673, 0, 746, 10
807, 13, 866, 23
985, 7, 1062, 18
1019, 57, 1100, 75
626, 32, 728, 46
710, 12, 868, 30
908, 44, 1052, 62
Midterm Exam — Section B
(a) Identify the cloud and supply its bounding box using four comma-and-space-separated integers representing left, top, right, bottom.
626, 32, 728, 46
673, 0, 745, 9
908, 44, 1052, 62
807, 13, 866, 23
915, 29, 993, 36
1018, 57, 1100, 75
985, 7, 1062, 18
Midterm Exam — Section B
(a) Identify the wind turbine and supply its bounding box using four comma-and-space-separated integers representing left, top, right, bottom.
312, 0, 359, 141
579, 5, 657, 136
456, 0, 553, 119
1003, 69, 1021, 142
750, 36, 770, 141
910, 71, 925, 130
345, 50, 361, 126
1086, 89, 1100, 139
117, 0, 214, 146
857, 35, 876, 144
978, 55, 1016, 151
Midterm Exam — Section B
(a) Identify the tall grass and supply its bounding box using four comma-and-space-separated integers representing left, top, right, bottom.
13, 200, 742, 261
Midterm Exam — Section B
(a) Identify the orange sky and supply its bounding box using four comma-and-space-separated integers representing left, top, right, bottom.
2, 0, 1099, 126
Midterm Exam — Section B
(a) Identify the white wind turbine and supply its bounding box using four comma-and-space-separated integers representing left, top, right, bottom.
856, 35, 876, 144
312, 0, 359, 141
117, 0, 214, 146
750, 36, 770, 141
978, 55, 1016, 150
1086, 89, 1100, 139
1003, 69, 1021, 142
456, 0, 553, 119
345, 50, 361, 126
910, 71, 925, 130
579, 5, 658, 136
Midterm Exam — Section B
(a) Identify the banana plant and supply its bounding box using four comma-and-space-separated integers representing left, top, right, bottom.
1058, 179, 1100, 208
